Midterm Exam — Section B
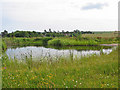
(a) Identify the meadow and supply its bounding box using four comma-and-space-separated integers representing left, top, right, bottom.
2, 47, 118, 88
82, 31, 118, 38
1, 32, 119, 88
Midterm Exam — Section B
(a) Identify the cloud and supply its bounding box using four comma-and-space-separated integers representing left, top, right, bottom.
81, 3, 108, 10
2, 0, 118, 32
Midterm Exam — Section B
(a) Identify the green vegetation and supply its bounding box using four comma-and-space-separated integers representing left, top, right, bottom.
2, 40, 7, 51
3, 37, 52, 47
48, 36, 118, 46
48, 37, 98, 46
0, 38, 7, 51
0, 37, 2, 89
1, 31, 119, 88
82, 32, 118, 38
1, 30, 118, 46
45, 45, 113, 50
2, 35, 118, 47
2, 48, 118, 88
1, 30, 93, 38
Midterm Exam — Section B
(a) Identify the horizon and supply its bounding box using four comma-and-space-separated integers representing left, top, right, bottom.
1, 29, 117, 33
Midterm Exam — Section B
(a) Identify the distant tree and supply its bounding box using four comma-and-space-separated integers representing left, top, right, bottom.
53, 31, 56, 33
49, 28, 52, 33
11, 32, 15, 37
46, 33, 50, 37
1, 30, 8, 37
32, 31, 36, 33
66, 31, 69, 33
4, 30, 8, 34
62, 30, 64, 33
44, 30, 47, 33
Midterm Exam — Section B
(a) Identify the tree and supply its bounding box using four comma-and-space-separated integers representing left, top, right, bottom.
1, 30, 8, 37
49, 28, 52, 33
44, 30, 47, 33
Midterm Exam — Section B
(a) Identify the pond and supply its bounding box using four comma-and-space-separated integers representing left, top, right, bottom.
5, 46, 117, 61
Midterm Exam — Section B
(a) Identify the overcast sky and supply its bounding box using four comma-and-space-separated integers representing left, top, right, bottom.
1, 0, 119, 32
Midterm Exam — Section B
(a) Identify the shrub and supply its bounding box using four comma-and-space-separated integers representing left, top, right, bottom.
48, 39, 62, 46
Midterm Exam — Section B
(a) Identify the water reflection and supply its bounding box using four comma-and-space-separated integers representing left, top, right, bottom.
6, 46, 116, 60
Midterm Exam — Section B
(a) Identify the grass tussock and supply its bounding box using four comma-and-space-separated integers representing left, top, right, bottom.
48, 37, 98, 46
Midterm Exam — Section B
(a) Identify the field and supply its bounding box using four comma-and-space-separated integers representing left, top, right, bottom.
82, 31, 118, 38
1, 32, 119, 88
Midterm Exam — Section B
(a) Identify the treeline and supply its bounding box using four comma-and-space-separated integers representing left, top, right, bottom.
1, 29, 94, 38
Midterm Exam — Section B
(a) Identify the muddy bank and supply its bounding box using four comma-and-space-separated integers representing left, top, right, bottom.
100, 44, 118, 46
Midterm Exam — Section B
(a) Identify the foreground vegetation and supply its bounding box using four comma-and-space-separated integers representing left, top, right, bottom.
2, 47, 118, 88
0, 37, 2, 89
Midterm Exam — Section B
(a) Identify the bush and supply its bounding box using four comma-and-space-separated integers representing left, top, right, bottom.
48, 39, 62, 46
41, 37, 52, 46
34, 38, 42, 41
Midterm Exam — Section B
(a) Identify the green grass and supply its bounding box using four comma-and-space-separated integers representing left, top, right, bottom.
2, 40, 7, 51
3, 37, 52, 47
82, 32, 118, 38
48, 37, 98, 46
0, 37, 2, 90
0, 38, 7, 52
82, 32, 118, 44
3, 33, 119, 47
48, 37, 118, 46
45, 45, 113, 51
2, 47, 118, 88
0, 38, 2, 89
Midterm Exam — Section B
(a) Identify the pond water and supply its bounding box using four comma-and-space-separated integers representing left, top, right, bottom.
5, 46, 117, 61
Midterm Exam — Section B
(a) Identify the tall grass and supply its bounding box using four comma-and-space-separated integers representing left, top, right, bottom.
0, 37, 2, 90
82, 32, 118, 38
1, 40, 7, 51
3, 37, 52, 47
2, 48, 118, 88
3, 36, 118, 47
48, 38, 98, 46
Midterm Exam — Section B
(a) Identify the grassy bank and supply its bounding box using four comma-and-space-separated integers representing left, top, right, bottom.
45, 45, 113, 50
3, 37, 52, 47
48, 37, 98, 46
3, 32, 119, 47
48, 37, 118, 46
2, 47, 118, 88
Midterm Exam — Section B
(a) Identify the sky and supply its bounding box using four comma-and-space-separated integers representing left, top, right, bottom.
1, 0, 119, 33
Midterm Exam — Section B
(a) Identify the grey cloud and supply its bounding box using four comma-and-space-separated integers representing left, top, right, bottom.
81, 3, 108, 10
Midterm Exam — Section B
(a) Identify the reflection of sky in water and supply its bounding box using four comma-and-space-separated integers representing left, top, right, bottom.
6, 46, 116, 60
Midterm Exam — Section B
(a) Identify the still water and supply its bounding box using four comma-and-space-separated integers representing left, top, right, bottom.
5, 46, 117, 60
